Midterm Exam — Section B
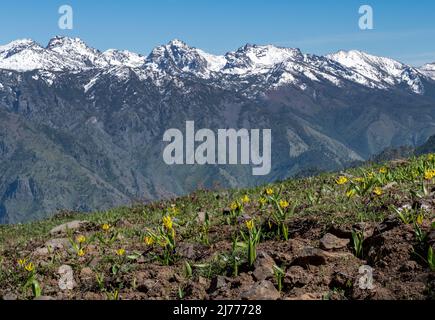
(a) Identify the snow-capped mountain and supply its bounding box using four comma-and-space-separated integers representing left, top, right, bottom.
221, 44, 303, 75
0, 39, 69, 72
0, 37, 432, 95
0, 36, 146, 73
143, 39, 227, 80
420, 62, 435, 80
327, 50, 425, 94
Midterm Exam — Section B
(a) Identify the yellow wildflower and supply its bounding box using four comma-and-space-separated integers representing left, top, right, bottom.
354, 177, 365, 183
163, 216, 173, 230
116, 248, 126, 256
230, 201, 240, 211
265, 188, 274, 196
416, 214, 424, 225
77, 248, 85, 257
424, 170, 435, 180
279, 200, 289, 209
169, 204, 179, 216
336, 176, 348, 185
373, 187, 383, 196
259, 197, 267, 206
76, 235, 86, 244
379, 167, 388, 174
102, 223, 111, 232
246, 220, 254, 231
17, 259, 27, 267
241, 195, 250, 204
24, 262, 34, 272
144, 236, 155, 246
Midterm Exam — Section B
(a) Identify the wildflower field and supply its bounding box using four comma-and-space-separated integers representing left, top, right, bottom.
0, 155, 434, 300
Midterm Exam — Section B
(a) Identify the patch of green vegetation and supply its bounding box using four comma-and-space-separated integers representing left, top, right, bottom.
0, 154, 434, 299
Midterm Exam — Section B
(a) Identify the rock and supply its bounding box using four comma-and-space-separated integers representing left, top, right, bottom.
370, 287, 395, 300
230, 273, 256, 291
49, 220, 87, 235
374, 215, 400, 235
383, 182, 397, 190
291, 246, 327, 267
33, 238, 72, 256
329, 271, 353, 289
137, 279, 158, 293
169, 273, 183, 283
58, 265, 76, 290
198, 276, 209, 287
2, 293, 17, 300
116, 219, 133, 228
322, 251, 354, 260
33, 247, 50, 256
286, 293, 323, 300
209, 275, 229, 292
320, 233, 350, 250
328, 225, 353, 239
399, 260, 419, 272
177, 243, 195, 259
240, 280, 280, 300
136, 256, 146, 264
80, 267, 94, 287
353, 286, 393, 300
196, 212, 206, 224
353, 222, 374, 238
253, 252, 276, 281
89, 257, 101, 268
80, 267, 94, 277
83, 292, 104, 300
237, 214, 252, 224
285, 266, 313, 288
34, 296, 56, 300
185, 280, 208, 300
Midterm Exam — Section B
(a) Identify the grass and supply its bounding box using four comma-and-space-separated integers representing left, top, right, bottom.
0, 154, 434, 299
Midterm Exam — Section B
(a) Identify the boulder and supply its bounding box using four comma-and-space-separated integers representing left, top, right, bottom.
319, 233, 350, 250
286, 293, 323, 300
177, 243, 196, 259
291, 246, 327, 267
34, 296, 56, 300
196, 212, 206, 224
33, 238, 73, 256
209, 275, 229, 292
2, 293, 17, 300
58, 265, 76, 290
252, 252, 276, 281
49, 220, 87, 235
285, 265, 313, 287
80, 267, 95, 287
240, 280, 280, 300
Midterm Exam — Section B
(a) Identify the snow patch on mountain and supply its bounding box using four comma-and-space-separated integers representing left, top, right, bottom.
222, 44, 302, 75
0, 39, 66, 72
327, 50, 425, 94
420, 63, 435, 80
101, 49, 146, 68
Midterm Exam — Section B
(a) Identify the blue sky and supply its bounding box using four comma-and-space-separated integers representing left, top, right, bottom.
0, 0, 434, 66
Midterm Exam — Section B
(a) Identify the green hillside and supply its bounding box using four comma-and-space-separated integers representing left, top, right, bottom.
0, 154, 434, 300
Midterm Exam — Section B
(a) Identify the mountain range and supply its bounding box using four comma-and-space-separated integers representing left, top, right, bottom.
1, 36, 435, 223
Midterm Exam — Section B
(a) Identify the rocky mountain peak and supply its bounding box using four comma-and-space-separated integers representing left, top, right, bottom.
420, 62, 435, 80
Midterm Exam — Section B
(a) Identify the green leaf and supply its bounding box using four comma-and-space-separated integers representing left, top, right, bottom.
32, 280, 41, 298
